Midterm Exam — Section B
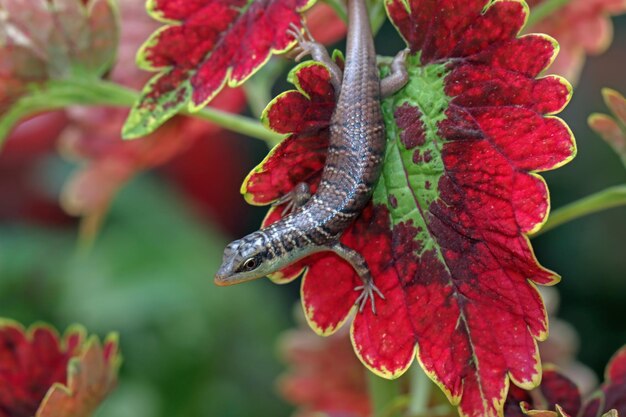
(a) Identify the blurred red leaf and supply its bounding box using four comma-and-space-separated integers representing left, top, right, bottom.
243, 2, 576, 417
589, 88, 626, 166
278, 316, 370, 417
526, 0, 626, 83
0, 0, 118, 114
505, 345, 626, 417
0, 112, 72, 224
505, 368, 582, 417
582, 346, 626, 417
60, 86, 246, 238
306, 3, 347, 45
123, 0, 316, 138
0, 320, 120, 417
56, 0, 248, 239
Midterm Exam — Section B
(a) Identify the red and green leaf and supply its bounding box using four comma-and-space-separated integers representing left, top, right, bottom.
243, 2, 575, 417
36, 334, 121, 417
589, 88, 626, 166
0, 0, 119, 143
122, 0, 317, 139
0, 320, 120, 417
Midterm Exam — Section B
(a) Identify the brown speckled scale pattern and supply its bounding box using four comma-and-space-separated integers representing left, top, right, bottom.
256, 0, 384, 260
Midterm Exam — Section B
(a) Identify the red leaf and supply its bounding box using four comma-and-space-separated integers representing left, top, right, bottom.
0, 320, 120, 417
243, 2, 575, 417
124, 0, 316, 137
526, 0, 626, 83
36, 335, 121, 417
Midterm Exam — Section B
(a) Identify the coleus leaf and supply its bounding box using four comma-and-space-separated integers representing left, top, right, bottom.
0, 0, 119, 143
525, 0, 626, 83
122, 0, 317, 139
242, 2, 575, 417
0, 320, 121, 417
589, 88, 626, 166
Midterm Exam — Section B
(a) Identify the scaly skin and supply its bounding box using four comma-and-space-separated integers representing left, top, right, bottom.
215, 0, 408, 313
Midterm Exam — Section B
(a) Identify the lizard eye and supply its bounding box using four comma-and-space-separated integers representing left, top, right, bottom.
241, 256, 260, 272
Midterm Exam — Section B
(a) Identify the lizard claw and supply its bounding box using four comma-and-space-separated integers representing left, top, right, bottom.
354, 281, 385, 314
287, 22, 318, 62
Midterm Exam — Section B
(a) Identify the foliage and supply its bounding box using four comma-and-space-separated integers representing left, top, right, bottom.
0, 1, 624, 417
123, 0, 316, 138
0, 321, 119, 417
245, 2, 575, 416
0, 0, 118, 143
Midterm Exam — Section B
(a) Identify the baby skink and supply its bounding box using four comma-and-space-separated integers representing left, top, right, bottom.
215, 0, 409, 313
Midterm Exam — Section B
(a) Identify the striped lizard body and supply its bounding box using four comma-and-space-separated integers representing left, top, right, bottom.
215, 0, 408, 313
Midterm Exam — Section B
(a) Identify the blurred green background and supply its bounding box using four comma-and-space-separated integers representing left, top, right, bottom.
0, 11, 624, 417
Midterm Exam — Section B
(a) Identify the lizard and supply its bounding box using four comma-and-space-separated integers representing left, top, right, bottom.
215, 0, 409, 313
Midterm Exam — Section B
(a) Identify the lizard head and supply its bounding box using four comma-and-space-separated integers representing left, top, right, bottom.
214, 232, 275, 286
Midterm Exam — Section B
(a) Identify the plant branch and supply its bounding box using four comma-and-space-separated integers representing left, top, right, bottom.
526, 0, 572, 28
533, 185, 626, 236
0, 78, 283, 148
369, 372, 401, 417
407, 364, 432, 416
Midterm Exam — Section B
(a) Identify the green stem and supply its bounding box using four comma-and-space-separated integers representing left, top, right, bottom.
243, 59, 287, 119
408, 364, 432, 416
368, 372, 401, 417
369, 0, 388, 35
534, 185, 626, 237
89, 79, 283, 146
526, 0, 572, 28
2, 78, 283, 147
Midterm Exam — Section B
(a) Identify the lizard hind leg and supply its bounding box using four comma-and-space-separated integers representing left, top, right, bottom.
380, 48, 410, 98
286, 22, 343, 95
331, 243, 385, 314
272, 182, 311, 216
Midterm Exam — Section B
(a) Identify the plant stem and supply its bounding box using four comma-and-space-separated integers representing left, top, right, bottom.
408, 364, 432, 416
87, 79, 284, 146
526, 0, 572, 28
534, 185, 626, 236
368, 372, 401, 417
4, 78, 283, 147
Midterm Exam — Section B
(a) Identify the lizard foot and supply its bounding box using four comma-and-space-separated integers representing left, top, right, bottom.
272, 182, 311, 216
287, 22, 326, 62
354, 280, 385, 314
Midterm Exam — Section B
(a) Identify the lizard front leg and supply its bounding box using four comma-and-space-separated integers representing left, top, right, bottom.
330, 243, 385, 314
287, 23, 343, 95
